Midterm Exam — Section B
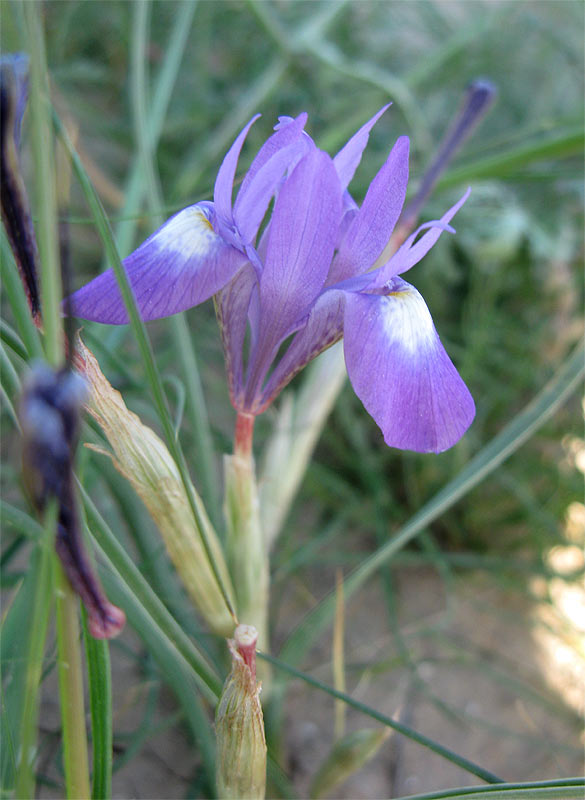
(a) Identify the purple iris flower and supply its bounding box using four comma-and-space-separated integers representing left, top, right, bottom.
69, 108, 475, 453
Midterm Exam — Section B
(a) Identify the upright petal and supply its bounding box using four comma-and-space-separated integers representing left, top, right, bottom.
213, 114, 261, 225
329, 136, 409, 284
260, 148, 342, 335
234, 113, 309, 242
68, 203, 248, 323
343, 279, 475, 453
333, 104, 391, 191
243, 149, 342, 405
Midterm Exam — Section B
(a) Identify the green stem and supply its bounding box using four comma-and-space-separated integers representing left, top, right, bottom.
82, 607, 113, 800
225, 416, 269, 650
14, 505, 54, 800
23, 1, 62, 366
23, 7, 91, 797
54, 559, 91, 800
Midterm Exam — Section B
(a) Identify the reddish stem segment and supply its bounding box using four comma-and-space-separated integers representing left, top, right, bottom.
234, 411, 255, 459
234, 624, 258, 683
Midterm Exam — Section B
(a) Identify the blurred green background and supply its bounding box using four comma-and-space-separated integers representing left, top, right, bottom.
1, 1, 583, 797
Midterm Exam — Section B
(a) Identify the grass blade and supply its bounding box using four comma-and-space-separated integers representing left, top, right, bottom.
260, 652, 503, 784
82, 608, 113, 800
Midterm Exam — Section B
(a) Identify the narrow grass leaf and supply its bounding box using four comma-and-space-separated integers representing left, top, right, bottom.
82, 607, 113, 800
260, 652, 503, 784
397, 778, 585, 800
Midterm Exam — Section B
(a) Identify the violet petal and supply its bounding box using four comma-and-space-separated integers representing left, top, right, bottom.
259, 289, 345, 411
343, 279, 475, 453
244, 149, 342, 402
234, 113, 309, 242
68, 203, 248, 323
215, 262, 257, 405
213, 115, 261, 226
333, 104, 391, 191
375, 188, 470, 282
330, 136, 409, 284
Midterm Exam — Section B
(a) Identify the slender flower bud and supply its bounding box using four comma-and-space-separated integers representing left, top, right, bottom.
75, 336, 236, 636
398, 79, 497, 232
216, 625, 266, 800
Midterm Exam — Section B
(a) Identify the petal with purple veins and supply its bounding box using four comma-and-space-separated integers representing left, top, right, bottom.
343, 279, 475, 453
329, 136, 409, 284
67, 203, 248, 324
259, 289, 345, 411
243, 149, 342, 406
234, 113, 309, 242
215, 263, 257, 405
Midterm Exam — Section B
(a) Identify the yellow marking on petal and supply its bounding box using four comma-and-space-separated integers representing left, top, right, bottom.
193, 208, 214, 231
156, 206, 218, 258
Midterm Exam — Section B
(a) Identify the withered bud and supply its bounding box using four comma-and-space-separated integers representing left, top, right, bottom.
216, 625, 266, 800
0, 53, 42, 325
20, 362, 125, 639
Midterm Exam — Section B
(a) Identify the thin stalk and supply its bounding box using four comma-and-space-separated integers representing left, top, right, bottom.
260, 651, 503, 785
53, 558, 91, 800
14, 504, 55, 800
82, 607, 113, 800
224, 430, 269, 651
23, 1, 62, 366
23, 7, 91, 797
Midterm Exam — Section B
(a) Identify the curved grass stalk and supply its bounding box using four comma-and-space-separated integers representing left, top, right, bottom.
260, 651, 503, 784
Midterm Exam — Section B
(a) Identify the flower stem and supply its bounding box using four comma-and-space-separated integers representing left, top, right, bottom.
53, 557, 91, 800
235, 411, 255, 459
23, 6, 91, 796
224, 417, 268, 652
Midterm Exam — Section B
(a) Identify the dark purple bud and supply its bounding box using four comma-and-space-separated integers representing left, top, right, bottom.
20, 363, 125, 639
400, 79, 497, 231
0, 54, 42, 326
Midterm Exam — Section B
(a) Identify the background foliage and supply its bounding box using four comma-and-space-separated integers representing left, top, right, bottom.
1, 1, 583, 798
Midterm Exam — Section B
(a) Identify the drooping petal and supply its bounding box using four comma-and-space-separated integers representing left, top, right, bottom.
333, 104, 391, 191
343, 279, 475, 453
243, 148, 342, 406
329, 136, 409, 284
68, 203, 248, 324
234, 113, 309, 242
213, 114, 261, 225
374, 188, 470, 283
258, 288, 345, 412
215, 263, 257, 405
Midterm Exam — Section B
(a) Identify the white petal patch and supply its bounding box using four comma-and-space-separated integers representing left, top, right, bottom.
153, 205, 220, 258
379, 285, 436, 355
